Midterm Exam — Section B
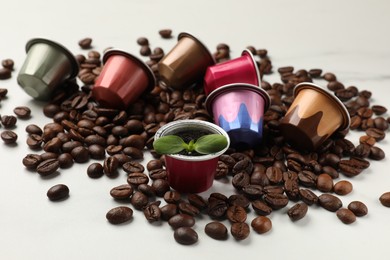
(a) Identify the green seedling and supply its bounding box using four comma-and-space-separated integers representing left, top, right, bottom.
153, 134, 228, 155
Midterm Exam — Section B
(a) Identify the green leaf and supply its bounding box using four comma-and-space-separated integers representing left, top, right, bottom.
193, 134, 228, 154
153, 135, 187, 155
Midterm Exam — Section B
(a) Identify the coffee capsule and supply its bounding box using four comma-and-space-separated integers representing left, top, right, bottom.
280, 82, 350, 151
17, 38, 79, 101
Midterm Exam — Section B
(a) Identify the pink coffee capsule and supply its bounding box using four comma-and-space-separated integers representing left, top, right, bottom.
203, 49, 260, 96
92, 49, 155, 110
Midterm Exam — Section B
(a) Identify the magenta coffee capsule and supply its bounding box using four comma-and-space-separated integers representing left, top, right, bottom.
17, 38, 79, 101
280, 82, 350, 151
203, 49, 260, 96
92, 49, 155, 110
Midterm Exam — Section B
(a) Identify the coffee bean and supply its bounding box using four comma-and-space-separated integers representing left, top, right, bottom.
164, 191, 181, 204
127, 172, 149, 186
372, 105, 387, 115
366, 128, 385, 141
106, 206, 133, 224
188, 194, 208, 210
148, 168, 167, 180
71, 146, 89, 163
87, 162, 104, 178
144, 204, 161, 222
228, 194, 250, 209
232, 172, 250, 190
1, 130, 17, 144
136, 37, 149, 46
168, 214, 195, 229
123, 161, 145, 173
178, 202, 200, 217
264, 193, 289, 210
369, 146, 385, 160
47, 184, 69, 201
131, 191, 149, 210
160, 204, 178, 221
226, 206, 247, 223
318, 194, 342, 212
88, 144, 106, 159
316, 173, 334, 192
374, 117, 389, 131
251, 216, 272, 234
159, 29, 172, 39
298, 170, 317, 187
25, 124, 43, 135
152, 179, 170, 197
208, 197, 228, 219
146, 159, 163, 171
140, 46, 151, 56
0, 68, 11, 79
354, 143, 371, 158
78, 37, 92, 49
205, 221, 228, 240
103, 156, 119, 177
58, 153, 74, 168
174, 227, 198, 245
2, 58, 14, 70
36, 159, 60, 176
251, 200, 272, 216
379, 192, 390, 207
1, 115, 17, 128
265, 166, 283, 184
43, 104, 61, 118
242, 185, 263, 200
13, 106, 31, 119
22, 154, 42, 170
232, 158, 253, 175
336, 208, 356, 224
299, 188, 318, 205
348, 201, 368, 217
215, 161, 229, 179
338, 160, 363, 177
40, 152, 58, 161
287, 203, 308, 221
231, 222, 250, 240
333, 180, 353, 195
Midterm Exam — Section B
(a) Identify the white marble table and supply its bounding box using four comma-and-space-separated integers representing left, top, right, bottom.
0, 0, 389, 259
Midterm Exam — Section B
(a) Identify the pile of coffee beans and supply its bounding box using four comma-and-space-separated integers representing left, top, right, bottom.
12, 30, 389, 245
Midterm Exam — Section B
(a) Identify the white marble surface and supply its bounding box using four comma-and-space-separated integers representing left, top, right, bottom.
0, 0, 389, 259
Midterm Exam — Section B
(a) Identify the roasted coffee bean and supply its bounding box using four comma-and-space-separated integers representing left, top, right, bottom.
127, 172, 149, 186
1, 115, 17, 128
350, 115, 362, 130
278, 66, 294, 74
0, 68, 11, 79
372, 105, 387, 115
265, 166, 283, 184
178, 202, 200, 216
71, 146, 89, 163
316, 173, 334, 192
354, 143, 371, 158
251, 216, 272, 234
78, 37, 92, 49
106, 206, 133, 224
205, 221, 228, 240
1, 130, 17, 144
136, 37, 149, 46
215, 161, 229, 179
164, 191, 181, 204
336, 208, 356, 224
188, 194, 208, 210
140, 45, 151, 56
174, 227, 198, 245
219, 154, 236, 170
232, 172, 250, 190
298, 170, 317, 187
228, 194, 250, 209
104, 156, 119, 177
348, 201, 368, 217
338, 160, 363, 177
287, 203, 308, 221
2, 58, 14, 70
379, 192, 390, 207
146, 159, 163, 171
226, 206, 247, 223
369, 146, 385, 160
144, 203, 161, 222
327, 81, 344, 91
159, 29, 172, 38
168, 214, 195, 229
284, 178, 300, 201
22, 154, 42, 170
264, 193, 289, 210
131, 191, 149, 210
333, 180, 353, 195
110, 184, 133, 199
25, 124, 43, 135
43, 104, 61, 118
160, 204, 178, 221
152, 179, 170, 197
57, 153, 73, 168
137, 184, 155, 197
251, 200, 272, 216
242, 185, 263, 200
208, 197, 228, 219
13, 106, 31, 119
148, 168, 167, 180
36, 159, 60, 176
263, 185, 284, 195
299, 188, 318, 205
231, 222, 250, 240
374, 117, 389, 131
318, 194, 342, 212
43, 137, 62, 153
47, 184, 69, 201
250, 170, 270, 186
366, 128, 385, 141
87, 162, 104, 178
357, 107, 373, 118
62, 141, 82, 153
122, 161, 145, 173
40, 152, 58, 161
26, 134, 43, 149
